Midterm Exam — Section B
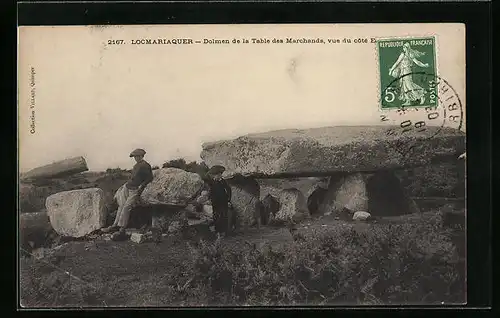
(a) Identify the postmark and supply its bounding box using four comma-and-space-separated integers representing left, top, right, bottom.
377, 36, 437, 110
379, 72, 464, 157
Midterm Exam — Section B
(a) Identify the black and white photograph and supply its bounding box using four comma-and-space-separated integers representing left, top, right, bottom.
18, 23, 466, 307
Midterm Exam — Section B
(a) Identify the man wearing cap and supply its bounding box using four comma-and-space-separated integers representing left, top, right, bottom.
202, 165, 233, 235
102, 148, 154, 240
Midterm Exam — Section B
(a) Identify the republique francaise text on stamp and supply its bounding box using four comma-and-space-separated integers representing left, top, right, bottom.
378, 36, 437, 110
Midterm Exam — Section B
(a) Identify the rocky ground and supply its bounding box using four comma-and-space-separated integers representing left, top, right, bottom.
20, 199, 465, 308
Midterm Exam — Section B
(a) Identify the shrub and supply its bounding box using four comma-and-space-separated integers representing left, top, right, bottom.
162, 159, 209, 177
105, 167, 128, 175
174, 215, 464, 306
397, 162, 465, 198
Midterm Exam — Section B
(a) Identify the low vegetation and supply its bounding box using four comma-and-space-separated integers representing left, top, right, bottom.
162, 158, 209, 177
171, 213, 464, 306
20, 211, 465, 307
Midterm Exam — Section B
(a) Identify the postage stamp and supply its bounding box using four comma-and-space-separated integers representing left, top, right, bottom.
377, 36, 438, 109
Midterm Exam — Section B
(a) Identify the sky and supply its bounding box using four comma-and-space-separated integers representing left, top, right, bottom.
18, 24, 465, 172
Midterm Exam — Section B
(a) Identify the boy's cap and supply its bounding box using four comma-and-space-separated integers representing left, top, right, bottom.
208, 165, 225, 174
130, 148, 146, 157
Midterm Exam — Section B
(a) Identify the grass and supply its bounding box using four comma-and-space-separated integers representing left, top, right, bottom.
20, 209, 465, 307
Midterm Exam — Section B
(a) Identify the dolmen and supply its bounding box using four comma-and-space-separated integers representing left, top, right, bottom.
43, 168, 209, 239
116, 167, 208, 234
201, 125, 465, 221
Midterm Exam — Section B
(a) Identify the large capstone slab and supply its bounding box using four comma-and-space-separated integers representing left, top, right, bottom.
46, 188, 106, 238
200, 126, 465, 178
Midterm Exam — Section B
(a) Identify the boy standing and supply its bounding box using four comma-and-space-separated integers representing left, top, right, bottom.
203, 165, 233, 235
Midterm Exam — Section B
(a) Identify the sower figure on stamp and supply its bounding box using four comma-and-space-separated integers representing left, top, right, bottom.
389, 42, 430, 106
202, 165, 233, 236
101, 148, 154, 241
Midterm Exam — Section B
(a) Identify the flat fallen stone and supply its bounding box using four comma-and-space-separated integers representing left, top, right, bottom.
21, 156, 88, 181
46, 188, 106, 238
200, 126, 465, 178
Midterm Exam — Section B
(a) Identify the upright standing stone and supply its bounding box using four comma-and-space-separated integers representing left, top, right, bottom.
260, 194, 280, 225
318, 173, 369, 217
228, 176, 260, 230
46, 188, 106, 238
273, 188, 309, 223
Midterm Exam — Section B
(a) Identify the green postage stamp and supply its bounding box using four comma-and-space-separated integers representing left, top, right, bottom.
377, 36, 438, 110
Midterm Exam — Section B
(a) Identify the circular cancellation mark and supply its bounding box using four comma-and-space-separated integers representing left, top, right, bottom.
380, 72, 464, 156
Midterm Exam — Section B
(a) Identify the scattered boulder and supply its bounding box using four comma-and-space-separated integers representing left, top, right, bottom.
202, 204, 213, 218
272, 188, 309, 223
195, 190, 211, 205
139, 168, 204, 206
228, 176, 260, 230
353, 211, 371, 221
151, 206, 187, 233
130, 232, 152, 244
45, 188, 106, 238
201, 126, 465, 178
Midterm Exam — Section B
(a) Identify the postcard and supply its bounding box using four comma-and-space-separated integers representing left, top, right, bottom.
18, 24, 466, 307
